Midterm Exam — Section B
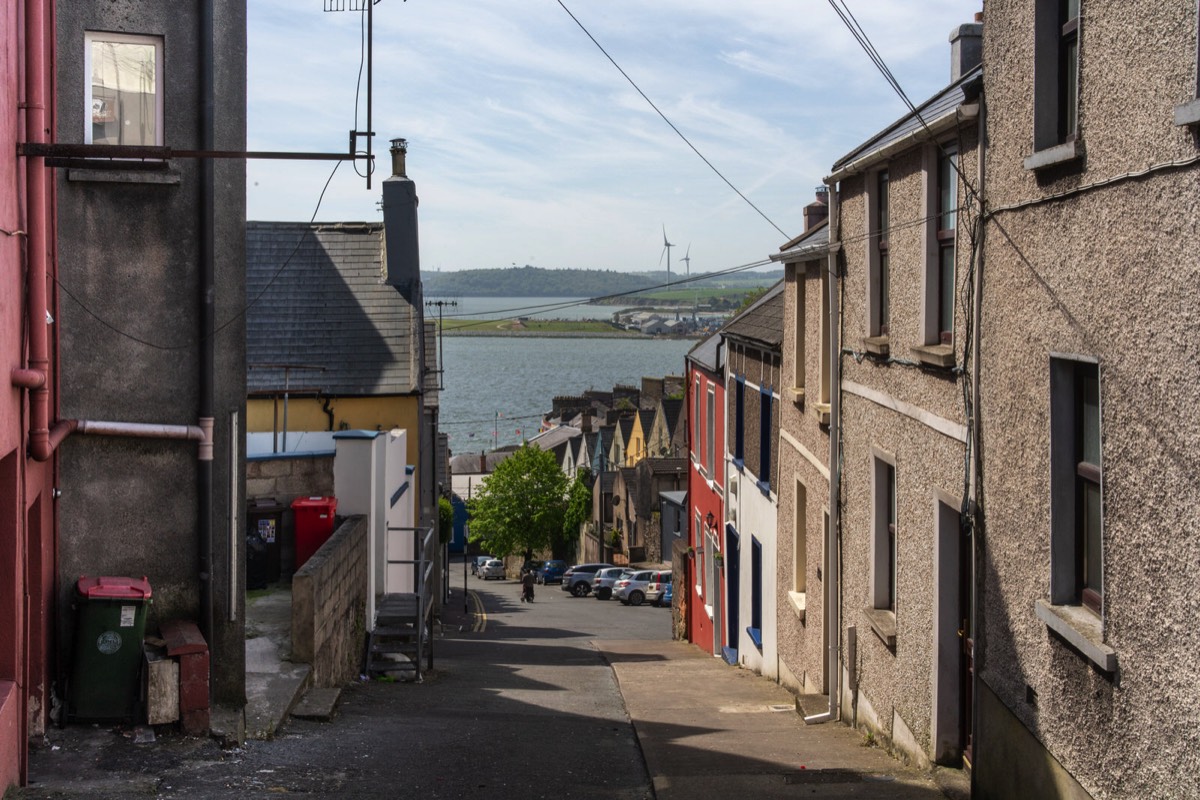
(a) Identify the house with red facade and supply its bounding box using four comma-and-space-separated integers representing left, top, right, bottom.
1, 0, 57, 789
685, 330, 724, 656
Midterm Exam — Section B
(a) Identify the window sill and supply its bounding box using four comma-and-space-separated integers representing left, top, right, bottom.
864, 608, 897, 648
862, 335, 890, 356
787, 590, 806, 622
746, 626, 763, 650
732, 458, 745, 473
1035, 599, 1117, 673
1175, 98, 1200, 127
67, 165, 180, 184
910, 343, 956, 368
705, 603, 714, 620
756, 479, 771, 497
814, 402, 831, 425
788, 387, 805, 404
1023, 140, 1082, 172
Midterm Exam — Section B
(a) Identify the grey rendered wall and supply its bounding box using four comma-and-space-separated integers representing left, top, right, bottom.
55, 0, 247, 705
977, 2, 1200, 798
775, 259, 831, 696
835, 126, 975, 767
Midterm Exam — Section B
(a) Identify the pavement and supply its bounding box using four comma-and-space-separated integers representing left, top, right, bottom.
20, 579, 969, 799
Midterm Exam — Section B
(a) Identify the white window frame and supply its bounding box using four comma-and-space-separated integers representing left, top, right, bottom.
84, 31, 164, 146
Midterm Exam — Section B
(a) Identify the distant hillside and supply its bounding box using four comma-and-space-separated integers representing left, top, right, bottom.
423, 265, 782, 298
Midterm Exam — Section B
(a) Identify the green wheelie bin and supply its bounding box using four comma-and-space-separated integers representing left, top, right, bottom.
67, 576, 152, 722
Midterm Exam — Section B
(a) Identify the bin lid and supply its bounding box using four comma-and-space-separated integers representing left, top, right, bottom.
291, 496, 337, 511
76, 575, 152, 600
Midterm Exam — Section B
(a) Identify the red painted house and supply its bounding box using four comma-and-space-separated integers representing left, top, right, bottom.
685, 331, 724, 656
2, 0, 58, 789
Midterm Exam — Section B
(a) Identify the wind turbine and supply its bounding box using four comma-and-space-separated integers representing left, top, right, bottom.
659, 226, 674, 288
681, 244, 696, 321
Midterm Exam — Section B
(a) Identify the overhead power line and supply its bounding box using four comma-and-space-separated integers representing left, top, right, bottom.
556, 0, 790, 240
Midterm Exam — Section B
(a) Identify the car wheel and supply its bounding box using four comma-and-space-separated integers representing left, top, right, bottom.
629, 590, 645, 606
572, 582, 589, 597
596, 588, 610, 600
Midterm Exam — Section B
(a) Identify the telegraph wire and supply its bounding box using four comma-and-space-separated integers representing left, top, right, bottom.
55, 160, 346, 351
556, 0, 790, 240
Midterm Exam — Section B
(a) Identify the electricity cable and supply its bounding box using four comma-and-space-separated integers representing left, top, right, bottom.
556, 0, 790, 240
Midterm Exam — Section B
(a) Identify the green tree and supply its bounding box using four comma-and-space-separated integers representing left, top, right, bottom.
735, 286, 768, 313
438, 496, 453, 545
562, 468, 593, 558
467, 444, 569, 561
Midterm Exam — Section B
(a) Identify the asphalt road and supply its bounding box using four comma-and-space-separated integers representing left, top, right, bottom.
20, 561, 670, 799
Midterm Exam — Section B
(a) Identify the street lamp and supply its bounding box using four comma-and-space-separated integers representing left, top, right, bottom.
705, 511, 715, 530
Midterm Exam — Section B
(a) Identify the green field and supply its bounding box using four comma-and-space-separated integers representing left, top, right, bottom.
440, 318, 622, 334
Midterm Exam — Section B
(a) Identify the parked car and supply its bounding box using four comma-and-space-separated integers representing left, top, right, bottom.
655, 579, 674, 608
472, 555, 494, 576
537, 560, 567, 585
615, 569, 672, 606
479, 559, 506, 580
592, 567, 633, 600
560, 563, 614, 597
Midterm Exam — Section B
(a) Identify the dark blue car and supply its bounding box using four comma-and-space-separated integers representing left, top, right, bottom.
537, 560, 567, 585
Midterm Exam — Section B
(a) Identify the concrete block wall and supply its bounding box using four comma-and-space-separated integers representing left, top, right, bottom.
291, 515, 367, 688
246, 454, 334, 500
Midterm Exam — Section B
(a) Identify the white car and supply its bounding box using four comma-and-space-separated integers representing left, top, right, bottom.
479, 559, 506, 580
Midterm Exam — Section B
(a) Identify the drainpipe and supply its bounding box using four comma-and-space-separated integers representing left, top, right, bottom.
18, 0, 71, 463
198, 0, 217, 654
806, 182, 843, 726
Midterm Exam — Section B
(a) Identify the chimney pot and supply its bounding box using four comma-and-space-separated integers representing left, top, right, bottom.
390, 138, 408, 177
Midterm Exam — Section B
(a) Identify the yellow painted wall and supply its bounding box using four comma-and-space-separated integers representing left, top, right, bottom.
247, 394, 423, 492
627, 416, 646, 466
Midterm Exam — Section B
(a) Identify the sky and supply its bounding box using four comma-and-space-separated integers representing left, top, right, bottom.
247, 1, 979, 275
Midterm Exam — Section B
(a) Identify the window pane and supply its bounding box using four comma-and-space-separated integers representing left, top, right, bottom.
91, 40, 158, 146
1080, 368, 1100, 464
1064, 37, 1078, 138
939, 245, 955, 337
879, 251, 890, 333
1083, 479, 1102, 597
878, 171, 889, 233
939, 151, 958, 230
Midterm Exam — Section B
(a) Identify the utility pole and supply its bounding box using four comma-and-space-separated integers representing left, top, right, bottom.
426, 299, 457, 390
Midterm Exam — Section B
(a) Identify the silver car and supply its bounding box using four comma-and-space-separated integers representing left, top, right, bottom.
478, 559, 506, 580
592, 567, 633, 601
614, 569, 672, 606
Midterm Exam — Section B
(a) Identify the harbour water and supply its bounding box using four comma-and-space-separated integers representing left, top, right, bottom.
429, 295, 629, 321
439, 334, 695, 451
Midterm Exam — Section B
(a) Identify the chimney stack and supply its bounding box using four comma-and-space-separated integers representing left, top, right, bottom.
803, 186, 829, 232
390, 137, 408, 177
950, 14, 983, 82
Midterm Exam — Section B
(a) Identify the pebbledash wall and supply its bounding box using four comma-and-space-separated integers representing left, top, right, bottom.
291, 515, 368, 688
976, 2, 1200, 797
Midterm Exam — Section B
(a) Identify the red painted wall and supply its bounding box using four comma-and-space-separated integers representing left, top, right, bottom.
686, 362, 724, 656
2, 0, 58, 788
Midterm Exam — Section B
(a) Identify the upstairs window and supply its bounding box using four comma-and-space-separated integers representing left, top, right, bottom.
872, 455, 897, 613
1050, 358, 1103, 614
758, 387, 772, 491
793, 274, 806, 392
1033, 0, 1081, 152
875, 170, 891, 336
85, 32, 163, 146
734, 377, 745, 466
705, 386, 715, 475
936, 146, 958, 345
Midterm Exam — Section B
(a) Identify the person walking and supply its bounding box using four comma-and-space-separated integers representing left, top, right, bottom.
520, 568, 535, 603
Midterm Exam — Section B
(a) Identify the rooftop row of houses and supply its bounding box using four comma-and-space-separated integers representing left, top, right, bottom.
685, 6, 1200, 799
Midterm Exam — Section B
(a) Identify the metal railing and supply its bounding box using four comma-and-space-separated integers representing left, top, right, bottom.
385, 524, 437, 677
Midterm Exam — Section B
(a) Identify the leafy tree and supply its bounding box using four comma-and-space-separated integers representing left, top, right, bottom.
438, 496, 453, 545
562, 468, 593, 558
735, 287, 768, 314
467, 444, 569, 561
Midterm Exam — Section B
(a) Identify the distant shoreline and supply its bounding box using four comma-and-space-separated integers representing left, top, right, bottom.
442, 330, 702, 340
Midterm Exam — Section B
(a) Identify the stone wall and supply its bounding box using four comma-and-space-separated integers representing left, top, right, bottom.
291, 516, 367, 688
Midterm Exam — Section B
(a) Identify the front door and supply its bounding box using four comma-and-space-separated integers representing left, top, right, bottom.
724, 525, 740, 664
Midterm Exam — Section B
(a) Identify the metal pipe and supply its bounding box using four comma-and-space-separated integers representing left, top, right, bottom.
824, 181, 843, 722
74, 419, 206, 441
20, 0, 72, 464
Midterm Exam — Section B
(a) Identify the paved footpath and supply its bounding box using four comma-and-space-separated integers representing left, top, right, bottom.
598, 639, 958, 800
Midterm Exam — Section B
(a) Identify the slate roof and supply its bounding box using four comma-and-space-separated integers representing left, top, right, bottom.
528, 425, 581, 452
660, 398, 683, 441
687, 328, 723, 373
831, 66, 982, 175
646, 457, 688, 475
720, 280, 785, 349
246, 221, 419, 395
638, 409, 655, 438
449, 450, 514, 475
774, 218, 830, 263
